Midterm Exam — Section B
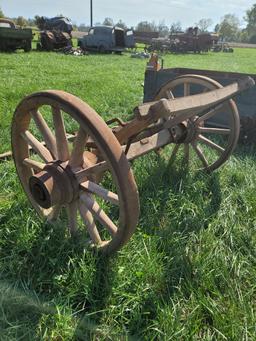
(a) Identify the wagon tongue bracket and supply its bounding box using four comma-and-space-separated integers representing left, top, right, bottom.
29, 161, 79, 209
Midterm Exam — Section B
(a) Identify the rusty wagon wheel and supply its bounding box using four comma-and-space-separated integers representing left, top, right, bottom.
12, 91, 139, 254
154, 74, 240, 172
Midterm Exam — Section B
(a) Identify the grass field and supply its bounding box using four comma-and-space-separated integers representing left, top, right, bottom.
0, 48, 256, 340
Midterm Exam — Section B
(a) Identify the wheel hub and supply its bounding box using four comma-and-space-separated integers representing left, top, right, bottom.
29, 161, 79, 209
183, 116, 202, 143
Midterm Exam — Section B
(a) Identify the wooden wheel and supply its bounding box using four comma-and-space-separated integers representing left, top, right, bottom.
12, 91, 139, 254
154, 74, 240, 172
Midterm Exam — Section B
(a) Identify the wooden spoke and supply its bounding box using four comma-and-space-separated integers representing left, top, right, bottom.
184, 143, 190, 163
184, 82, 190, 96
198, 134, 225, 154
165, 90, 174, 99
79, 201, 102, 244
191, 142, 209, 168
80, 193, 118, 236
169, 144, 180, 164
23, 158, 46, 172
80, 180, 119, 206
30, 110, 57, 159
12, 90, 140, 254
198, 127, 231, 135
52, 106, 70, 161
69, 127, 88, 168
75, 161, 108, 183
47, 205, 62, 222
22, 130, 53, 163
67, 201, 78, 235
197, 104, 223, 123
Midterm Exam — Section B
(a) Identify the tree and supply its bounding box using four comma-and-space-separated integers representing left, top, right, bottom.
249, 34, 256, 43
34, 15, 44, 29
103, 17, 114, 26
214, 24, 220, 33
238, 29, 249, 43
195, 18, 213, 32
218, 14, 240, 41
158, 19, 169, 37
136, 21, 157, 32
72, 24, 78, 31
116, 19, 127, 29
244, 4, 256, 42
78, 23, 89, 32
170, 21, 182, 33
0, 7, 4, 18
16, 16, 28, 27
27, 18, 35, 27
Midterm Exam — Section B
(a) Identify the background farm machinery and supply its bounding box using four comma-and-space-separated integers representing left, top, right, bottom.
36, 16, 73, 51
37, 30, 72, 51
146, 27, 219, 53
169, 28, 218, 53
0, 18, 33, 52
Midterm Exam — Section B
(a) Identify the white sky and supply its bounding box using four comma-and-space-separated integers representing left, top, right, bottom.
0, 0, 255, 28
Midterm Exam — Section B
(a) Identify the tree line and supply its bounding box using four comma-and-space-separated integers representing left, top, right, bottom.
1, 4, 256, 43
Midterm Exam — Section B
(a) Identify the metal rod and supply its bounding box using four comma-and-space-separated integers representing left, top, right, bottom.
90, 0, 93, 27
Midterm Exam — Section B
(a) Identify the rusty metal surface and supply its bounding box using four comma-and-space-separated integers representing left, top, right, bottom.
38, 30, 72, 51
134, 31, 159, 44
145, 28, 218, 53
169, 29, 218, 53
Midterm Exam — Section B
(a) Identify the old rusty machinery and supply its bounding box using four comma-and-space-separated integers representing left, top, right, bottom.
11, 76, 254, 253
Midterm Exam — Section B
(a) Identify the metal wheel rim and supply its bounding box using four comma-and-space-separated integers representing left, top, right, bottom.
11, 90, 140, 254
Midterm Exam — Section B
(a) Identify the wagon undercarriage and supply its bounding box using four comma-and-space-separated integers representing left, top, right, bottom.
11, 72, 254, 254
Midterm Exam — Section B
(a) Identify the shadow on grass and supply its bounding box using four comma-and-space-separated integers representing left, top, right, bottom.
0, 280, 55, 340
138, 154, 222, 235
0, 247, 116, 340
73, 254, 120, 340
0, 154, 222, 339
0, 197, 119, 339
115, 154, 223, 336
73, 155, 223, 339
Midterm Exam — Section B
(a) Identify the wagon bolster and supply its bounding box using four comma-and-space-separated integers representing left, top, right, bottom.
136, 76, 255, 124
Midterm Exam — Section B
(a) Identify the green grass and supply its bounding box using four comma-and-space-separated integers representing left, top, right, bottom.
0, 49, 256, 340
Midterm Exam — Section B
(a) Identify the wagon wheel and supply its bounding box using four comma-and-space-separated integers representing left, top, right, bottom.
12, 91, 139, 254
154, 74, 240, 172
